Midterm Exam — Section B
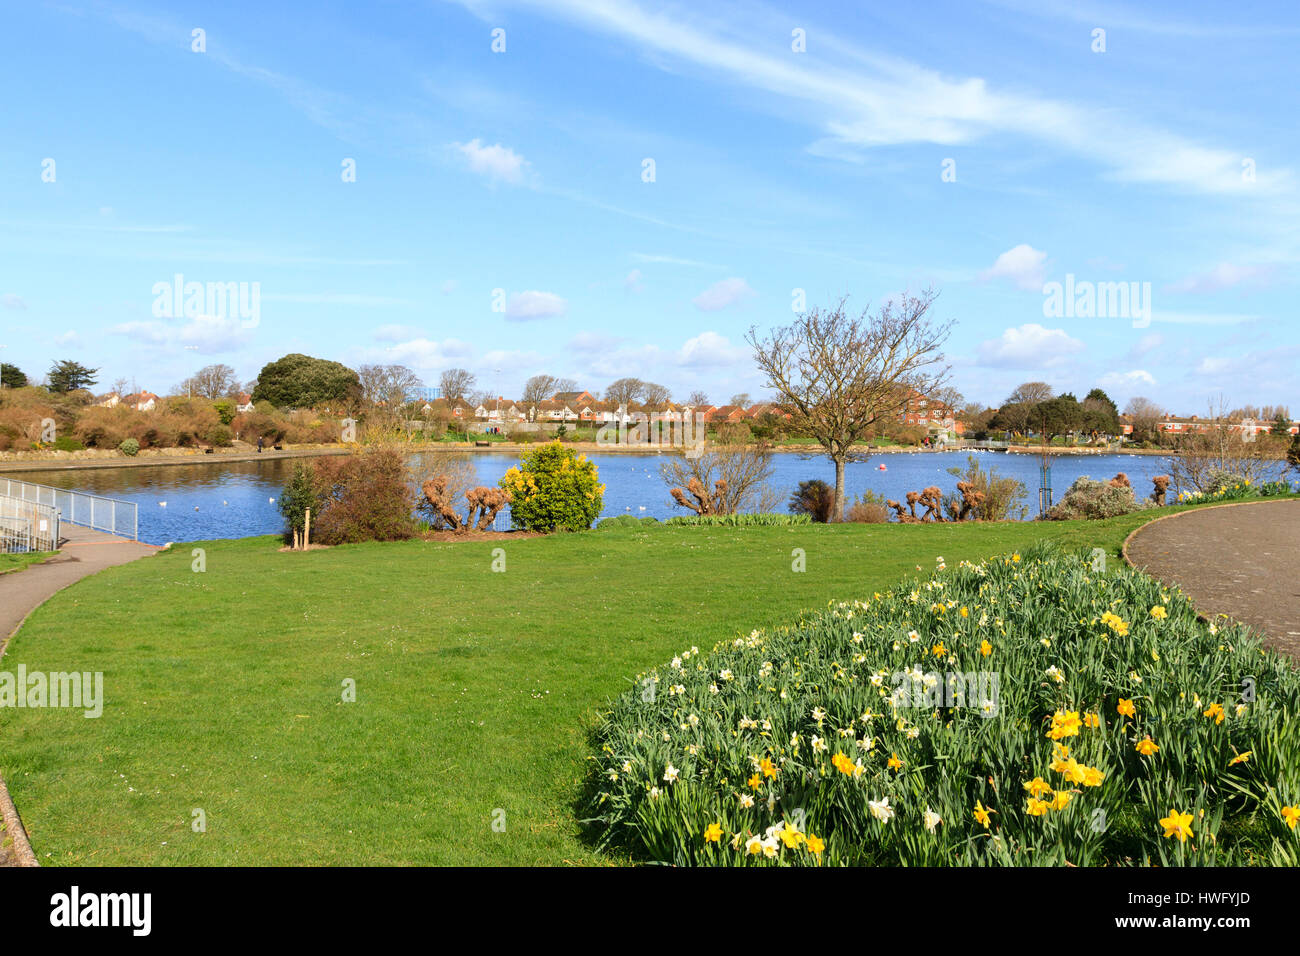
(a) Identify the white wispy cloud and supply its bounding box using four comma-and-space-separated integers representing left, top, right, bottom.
676, 331, 749, 367
980, 244, 1048, 291
693, 277, 755, 311
1166, 263, 1273, 294
977, 323, 1084, 367
505, 290, 567, 320
451, 139, 532, 185
486, 0, 1291, 195
262, 293, 412, 306
1098, 369, 1156, 388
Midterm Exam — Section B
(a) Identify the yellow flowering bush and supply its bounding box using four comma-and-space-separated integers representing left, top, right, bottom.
585, 543, 1300, 866
498, 441, 604, 532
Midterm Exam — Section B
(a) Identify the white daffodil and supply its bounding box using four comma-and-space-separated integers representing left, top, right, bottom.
869, 797, 895, 823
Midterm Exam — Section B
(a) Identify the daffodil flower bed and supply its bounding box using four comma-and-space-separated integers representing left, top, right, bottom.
1176, 478, 1295, 504
585, 543, 1300, 865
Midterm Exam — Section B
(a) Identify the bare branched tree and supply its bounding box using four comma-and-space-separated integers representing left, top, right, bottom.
748, 291, 952, 520
660, 431, 775, 515
1168, 396, 1285, 495
438, 368, 476, 403
522, 374, 564, 422
180, 363, 240, 400
1123, 396, 1164, 443
604, 377, 645, 408
641, 381, 672, 411
1005, 382, 1054, 406
686, 390, 710, 407
357, 364, 422, 407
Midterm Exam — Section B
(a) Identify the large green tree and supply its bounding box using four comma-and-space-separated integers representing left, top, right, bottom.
1081, 387, 1121, 437
1, 363, 28, 388
47, 359, 99, 393
252, 354, 361, 409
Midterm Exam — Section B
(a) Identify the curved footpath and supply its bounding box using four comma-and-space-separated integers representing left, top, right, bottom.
0, 525, 159, 866
1124, 498, 1300, 661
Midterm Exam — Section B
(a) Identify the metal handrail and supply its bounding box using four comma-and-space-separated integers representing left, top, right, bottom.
0, 477, 137, 540
0, 494, 59, 551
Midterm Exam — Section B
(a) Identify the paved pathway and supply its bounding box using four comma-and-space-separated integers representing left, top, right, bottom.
1125, 499, 1300, 660
1, 525, 158, 643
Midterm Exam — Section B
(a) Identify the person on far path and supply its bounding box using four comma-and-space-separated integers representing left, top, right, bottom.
257, 437, 263, 454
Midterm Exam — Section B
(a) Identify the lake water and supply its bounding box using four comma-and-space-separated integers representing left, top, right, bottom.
9, 449, 1212, 545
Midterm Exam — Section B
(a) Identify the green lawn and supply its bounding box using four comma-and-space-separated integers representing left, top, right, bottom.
0, 551, 54, 575
0, 510, 1207, 865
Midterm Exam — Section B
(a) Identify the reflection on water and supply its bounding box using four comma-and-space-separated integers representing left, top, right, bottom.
8, 449, 1214, 545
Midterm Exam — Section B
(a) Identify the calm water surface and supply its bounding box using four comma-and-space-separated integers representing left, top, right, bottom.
12, 450, 1199, 545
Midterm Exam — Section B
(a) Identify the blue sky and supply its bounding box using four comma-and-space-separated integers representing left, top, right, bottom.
2, 0, 1297, 413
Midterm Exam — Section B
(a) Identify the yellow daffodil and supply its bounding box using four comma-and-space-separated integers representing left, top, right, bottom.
704, 823, 724, 843
760, 756, 778, 778
980, 639, 992, 657
1026, 798, 1049, 816
1135, 737, 1159, 756
1023, 776, 1053, 797
779, 823, 804, 848
1046, 709, 1082, 740
1117, 698, 1137, 719
1203, 702, 1225, 725
887, 753, 904, 772
1050, 790, 1073, 811
1150, 605, 1168, 620
806, 833, 825, 854
1084, 712, 1100, 728
1282, 806, 1300, 831
973, 801, 994, 828
1160, 809, 1194, 842
1228, 751, 1252, 767
1081, 766, 1105, 787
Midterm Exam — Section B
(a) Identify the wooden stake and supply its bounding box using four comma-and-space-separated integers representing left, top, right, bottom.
305, 508, 311, 549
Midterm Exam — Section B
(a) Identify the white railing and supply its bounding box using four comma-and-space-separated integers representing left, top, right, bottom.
0, 494, 60, 551
0, 477, 137, 540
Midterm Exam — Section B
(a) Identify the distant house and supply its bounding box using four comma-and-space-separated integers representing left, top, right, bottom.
553, 390, 597, 407
898, 389, 959, 435
535, 399, 579, 423
236, 392, 254, 413
95, 392, 121, 408
121, 391, 159, 412
1154, 415, 1298, 438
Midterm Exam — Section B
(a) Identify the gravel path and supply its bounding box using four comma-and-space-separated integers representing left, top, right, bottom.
1125, 499, 1300, 660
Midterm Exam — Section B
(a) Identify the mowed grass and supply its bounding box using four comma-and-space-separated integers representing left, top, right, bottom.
0, 512, 1187, 865
0, 551, 55, 575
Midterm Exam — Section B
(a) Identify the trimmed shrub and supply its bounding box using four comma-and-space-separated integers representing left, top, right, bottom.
118, 438, 140, 456
1045, 476, 1153, 520
207, 425, 233, 447
499, 441, 604, 532
944, 454, 1028, 521
788, 479, 835, 522
585, 542, 1300, 866
310, 447, 417, 545
846, 489, 891, 524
